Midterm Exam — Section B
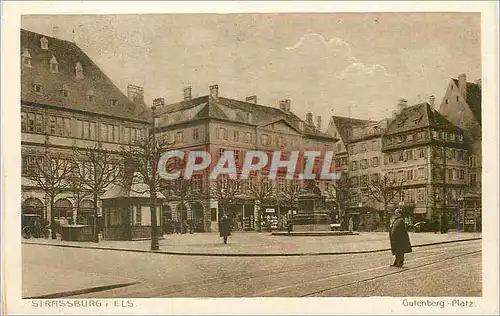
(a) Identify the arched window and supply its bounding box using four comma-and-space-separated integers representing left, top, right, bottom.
75, 62, 84, 80
50, 56, 59, 73
40, 37, 48, 50
21, 48, 32, 67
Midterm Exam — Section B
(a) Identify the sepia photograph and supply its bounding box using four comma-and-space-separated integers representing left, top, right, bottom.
2, 2, 499, 315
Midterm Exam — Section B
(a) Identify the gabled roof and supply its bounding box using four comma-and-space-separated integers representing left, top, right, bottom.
21, 29, 149, 122
452, 79, 482, 123
156, 95, 336, 141
258, 118, 303, 135
328, 116, 376, 143
385, 102, 459, 135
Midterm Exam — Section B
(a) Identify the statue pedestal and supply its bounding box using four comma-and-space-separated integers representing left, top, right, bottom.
293, 191, 331, 231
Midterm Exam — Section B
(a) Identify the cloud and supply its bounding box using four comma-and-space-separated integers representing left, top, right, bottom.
336, 62, 392, 79
285, 33, 355, 61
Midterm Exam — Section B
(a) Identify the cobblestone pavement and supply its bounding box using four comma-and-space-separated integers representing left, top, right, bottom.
22, 231, 482, 255
22, 239, 481, 298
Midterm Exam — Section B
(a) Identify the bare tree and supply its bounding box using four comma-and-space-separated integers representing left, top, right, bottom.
120, 133, 169, 250
248, 179, 275, 232
27, 152, 73, 239
366, 174, 404, 231
277, 181, 300, 212
67, 160, 92, 224
210, 175, 242, 227
73, 144, 120, 242
161, 177, 198, 233
331, 171, 352, 229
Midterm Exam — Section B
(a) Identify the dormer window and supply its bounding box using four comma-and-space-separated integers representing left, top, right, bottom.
87, 89, 96, 102
34, 84, 43, 94
49, 56, 59, 73
75, 62, 84, 80
40, 37, 48, 50
60, 84, 69, 98
111, 99, 118, 106
21, 49, 32, 67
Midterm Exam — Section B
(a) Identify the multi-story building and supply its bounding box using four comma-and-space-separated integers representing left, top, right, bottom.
21, 29, 150, 229
347, 119, 388, 230
438, 73, 482, 229
382, 98, 468, 227
154, 85, 337, 232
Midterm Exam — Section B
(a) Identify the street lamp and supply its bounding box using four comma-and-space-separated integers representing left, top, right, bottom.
150, 98, 163, 251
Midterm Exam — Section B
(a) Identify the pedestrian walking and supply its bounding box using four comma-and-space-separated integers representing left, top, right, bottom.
219, 214, 231, 244
348, 217, 354, 232
389, 208, 412, 267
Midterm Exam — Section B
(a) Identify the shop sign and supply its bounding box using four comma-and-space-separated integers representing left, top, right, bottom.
265, 208, 275, 213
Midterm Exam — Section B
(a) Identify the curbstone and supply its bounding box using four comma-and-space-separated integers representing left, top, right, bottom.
22, 237, 481, 257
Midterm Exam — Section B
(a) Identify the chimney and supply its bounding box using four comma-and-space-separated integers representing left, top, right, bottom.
391, 109, 397, 120
209, 84, 219, 100
458, 73, 467, 99
284, 99, 291, 113
183, 86, 192, 101
305, 112, 314, 126
429, 95, 436, 108
279, 100, 287, 111
396, 98, 407, 115
127, 84, 144, 104
52, 26, 60, 38
316, 116, 322, 130
153, 97, 165, 108
245, 95, 257, 104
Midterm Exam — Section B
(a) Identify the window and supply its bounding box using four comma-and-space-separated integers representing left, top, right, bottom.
218, 148, 225, 158
371, 140, 379, 150
452, 169, 457, 180
361, 143, 367, 152
469, 174, 477, 187
361, 159, 368, 169
123, 127, 130, 143
22, 49, 32, 67
397, 171, 404, 181
406, 169, 414, 181
434, 167, 442, 180
397, 135, 405, 143
351, 176, 359, 187
211, 208, 217, 221
192, 175, 203, 193
361, 175, 368, 187
417, 189, 425, 202
260, 134, 270, 146
459, 169, 465, 180
78, 120, 96, 140
217, 128, 228, 140
175, 131, 183, 143
388, 154, 394, 163
371, 173, 379, 184
469, 156, 477, 168
22, 155, 43, 176
405, 150, 413, 161
21, 112, 28, 132
371, 157, 379, 167
40, 37, 48, 50
419, 148, 426, 159
398, 151, 404, 162
233, 130, 239, 142
244, 132, 253, 144
86, 90, 96, 102
457, 150, 464, 161
277, 178, 286, 192
407, 134, 414, 142
50, 57, 59, 73
34, 84, 43, 94
114, 125, 120, 143
418, 167, 425, 179
107, 125, 114, 142
458, 134, 463, 142
135, 207, 142, 226
351, 161, 358, 171
388, 172, 394, 181
387, 137, 393, 145
448, 169, 453, 181
193, 128, 199, 140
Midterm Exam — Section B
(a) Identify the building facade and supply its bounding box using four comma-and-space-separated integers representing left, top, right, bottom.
154, 86, 337, 232
382, 99, 468, 227
21, 29, 151, 233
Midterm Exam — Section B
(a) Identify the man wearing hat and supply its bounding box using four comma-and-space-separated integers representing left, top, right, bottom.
389, 208, 412, 267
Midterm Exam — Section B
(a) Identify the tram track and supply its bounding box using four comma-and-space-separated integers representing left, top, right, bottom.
298, 250, 481, 297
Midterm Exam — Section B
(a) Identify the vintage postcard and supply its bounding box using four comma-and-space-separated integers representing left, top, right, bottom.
2, 1, 499, 315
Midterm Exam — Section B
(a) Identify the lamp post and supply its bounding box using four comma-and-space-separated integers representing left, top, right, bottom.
150, 99, 162, 251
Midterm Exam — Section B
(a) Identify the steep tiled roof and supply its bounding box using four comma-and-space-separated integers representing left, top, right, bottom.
452, 79, 482, 124
156, 95, 336, 140
385, 102, 459, 135
21, 29, 149, 122
329, 116, 375, 143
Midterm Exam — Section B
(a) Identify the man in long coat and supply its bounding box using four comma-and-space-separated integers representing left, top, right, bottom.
219, 214, 231, 244
389, 208, 412, 267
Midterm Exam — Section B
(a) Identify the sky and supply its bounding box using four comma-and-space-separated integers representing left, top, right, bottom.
22, 13, 481, 127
